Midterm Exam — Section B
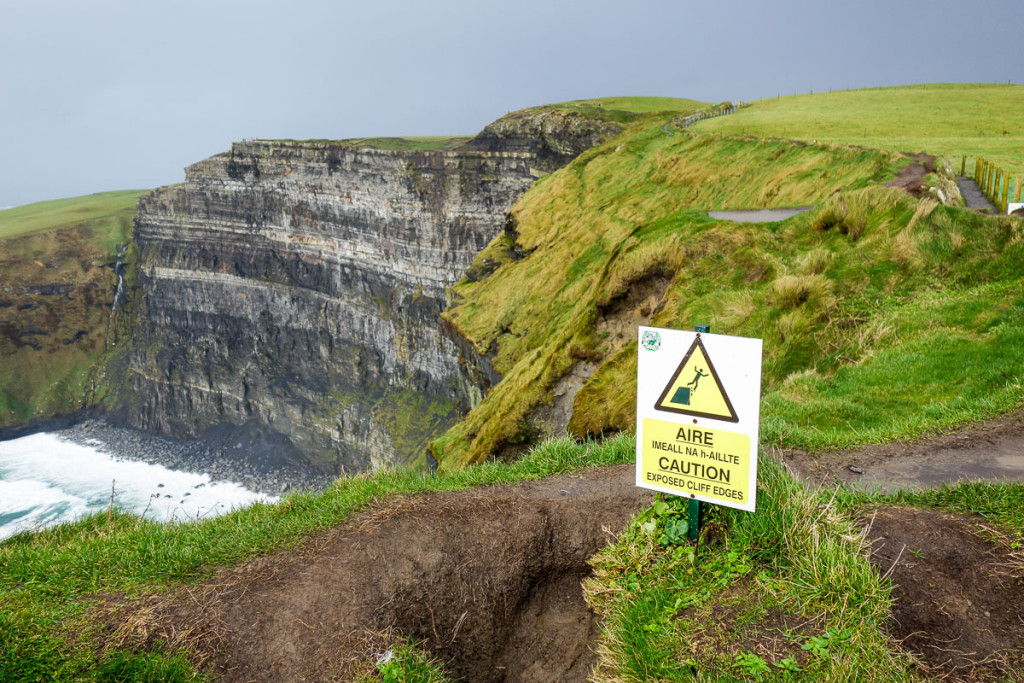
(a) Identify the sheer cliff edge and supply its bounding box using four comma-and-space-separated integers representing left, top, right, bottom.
128, 108, 624, 473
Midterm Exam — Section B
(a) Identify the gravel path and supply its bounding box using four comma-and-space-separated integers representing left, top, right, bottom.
956, 175, 999, 213
708, 207, 813, 223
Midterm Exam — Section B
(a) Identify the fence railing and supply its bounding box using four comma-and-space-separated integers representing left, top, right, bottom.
964, 155, 1022, 213
678, 102, 747, 129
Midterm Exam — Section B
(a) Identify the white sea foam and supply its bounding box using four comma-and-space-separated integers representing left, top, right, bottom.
0, 433, 276, 540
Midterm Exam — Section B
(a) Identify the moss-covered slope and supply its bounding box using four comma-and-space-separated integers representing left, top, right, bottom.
431, 112, 1024, 470
0, 192, 143, 429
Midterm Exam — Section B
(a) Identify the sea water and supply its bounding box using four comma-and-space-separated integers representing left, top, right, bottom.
0, 433, 276, 540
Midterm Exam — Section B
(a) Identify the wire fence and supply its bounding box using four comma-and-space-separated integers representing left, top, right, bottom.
677, 102, 747, 129
672, 106, 1020, 215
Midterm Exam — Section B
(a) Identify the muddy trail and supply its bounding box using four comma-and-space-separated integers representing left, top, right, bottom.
783, 408, 1024, 492
106, 415, 1024, 682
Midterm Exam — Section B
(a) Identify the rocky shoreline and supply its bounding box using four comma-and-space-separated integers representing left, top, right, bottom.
55, 419, 336, 496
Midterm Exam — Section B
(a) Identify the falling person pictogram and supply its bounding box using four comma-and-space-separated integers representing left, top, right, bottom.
686, 367, 709, 393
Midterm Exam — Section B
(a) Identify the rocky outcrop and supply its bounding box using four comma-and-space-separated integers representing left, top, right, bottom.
130, 109, 623, 473
461, 107, 626, 168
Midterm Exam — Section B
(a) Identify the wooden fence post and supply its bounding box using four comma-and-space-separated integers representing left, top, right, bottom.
961, 155, 966, 176
1001, 173, 1011, 213
1015, 177, 1022, 204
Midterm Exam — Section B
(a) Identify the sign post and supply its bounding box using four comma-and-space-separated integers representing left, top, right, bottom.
636, 326, 763, 529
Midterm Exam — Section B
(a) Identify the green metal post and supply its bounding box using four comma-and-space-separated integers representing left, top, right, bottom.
688, 324, 711, 541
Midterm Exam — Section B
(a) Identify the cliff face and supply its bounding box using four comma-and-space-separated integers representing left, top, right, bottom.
129, 109, 622, 472
0, 220, 135, 431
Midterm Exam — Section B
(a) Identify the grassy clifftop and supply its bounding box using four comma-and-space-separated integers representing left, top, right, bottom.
0, 191, 143, 244
3, 88, 1024, 682
431, 86, 1024, 470
430, 118, 905, 468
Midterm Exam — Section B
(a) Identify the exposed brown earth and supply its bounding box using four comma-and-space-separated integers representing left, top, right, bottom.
862, 507, 1024, 681
884, 153, 936, 198
108, 465, 652, 682
104, 412, 1024, 682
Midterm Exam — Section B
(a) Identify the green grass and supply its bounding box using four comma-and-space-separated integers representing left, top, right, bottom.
588, 452, 1024, 681
267, 136, 473, 151
0, 190, 145, 243
431, 115, 923, 469
364, 640, 450, 683
0, 434, 634, 682
763, 280, 1024, 449
554, 96, 709, 114
695, 83, 1024, 177
430, 99, 1024, 467
585, 453, 919, 681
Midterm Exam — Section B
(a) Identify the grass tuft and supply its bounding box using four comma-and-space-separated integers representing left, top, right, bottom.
585, 453, 918, 681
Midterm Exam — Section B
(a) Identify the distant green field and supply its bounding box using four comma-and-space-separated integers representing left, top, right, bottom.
0, 191, 146, 244
554, 96, 709, 114
696, 83, 1024, 176
269, 136, 473, 152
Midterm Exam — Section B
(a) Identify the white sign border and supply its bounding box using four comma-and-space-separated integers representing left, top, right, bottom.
635, 326, 763, 512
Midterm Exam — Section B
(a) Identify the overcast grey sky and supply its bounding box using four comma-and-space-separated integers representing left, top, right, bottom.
2, 0, 1021, 208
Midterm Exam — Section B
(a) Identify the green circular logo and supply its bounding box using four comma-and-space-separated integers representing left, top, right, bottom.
641, 330, 661, 352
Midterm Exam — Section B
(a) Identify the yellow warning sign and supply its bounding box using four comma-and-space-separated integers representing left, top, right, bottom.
639, 417, 751, 506
654, 336, 738, 422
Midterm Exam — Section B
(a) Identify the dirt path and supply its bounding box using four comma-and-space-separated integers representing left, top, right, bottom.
111, 465, 652, 682
957, 175, 1000, 213
783, 408, 1024, 492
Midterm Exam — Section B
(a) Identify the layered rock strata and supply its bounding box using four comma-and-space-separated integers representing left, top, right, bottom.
130, 110, 622, 473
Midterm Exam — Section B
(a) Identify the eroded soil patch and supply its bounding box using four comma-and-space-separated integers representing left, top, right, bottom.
677, 578, 816, 674
862, 507, 1024, 680
107, 464, 651, 682
884, 153, 936, 198
510, 271, 671, 455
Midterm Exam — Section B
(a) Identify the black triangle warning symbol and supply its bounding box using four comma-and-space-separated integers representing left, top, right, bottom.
655, 336, 738, 422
